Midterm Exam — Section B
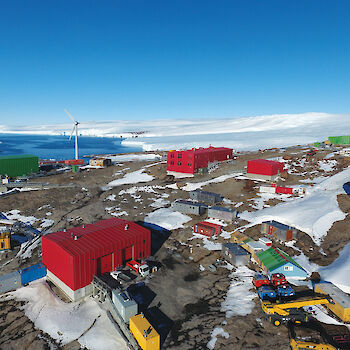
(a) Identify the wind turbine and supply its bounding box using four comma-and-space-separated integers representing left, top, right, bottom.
64, 109, 80, 160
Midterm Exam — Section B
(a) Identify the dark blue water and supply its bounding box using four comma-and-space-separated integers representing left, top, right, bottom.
0, 134, 142, 160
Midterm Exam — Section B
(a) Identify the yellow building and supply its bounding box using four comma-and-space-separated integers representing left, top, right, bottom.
314, 282, 350, 322
129, 314, 160, 350
0, 231, 11, 251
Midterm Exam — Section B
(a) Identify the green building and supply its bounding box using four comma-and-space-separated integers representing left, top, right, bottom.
328, 136, 350, 145
0, 155, 39, 177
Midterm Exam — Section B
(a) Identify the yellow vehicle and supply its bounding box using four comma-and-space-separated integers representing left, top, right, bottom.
290, 339, 337, 349
261, 296, 331, 326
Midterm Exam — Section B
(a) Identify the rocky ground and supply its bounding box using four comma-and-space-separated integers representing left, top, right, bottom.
0, 145, 349, 350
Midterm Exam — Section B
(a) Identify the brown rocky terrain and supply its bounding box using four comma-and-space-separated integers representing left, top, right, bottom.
0, 145, 349, 350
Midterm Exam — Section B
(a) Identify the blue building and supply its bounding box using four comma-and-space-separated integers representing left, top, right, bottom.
257, 247, 308, 279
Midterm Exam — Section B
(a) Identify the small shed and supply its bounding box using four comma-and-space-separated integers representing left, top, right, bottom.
207, 206, 237, 222
89, 158, 112, 167
314, 282, 350, 322
172, 200, 208, 215
340, 148, 350, 157
221, 243, 250, 266
257, 247, 307, 279
242, 240, 268, 261
261, 220, 297, 241
112, 289, 138, 323
189, 189, 223, 205
193, 221, 222, 237
246, 159, 285, 181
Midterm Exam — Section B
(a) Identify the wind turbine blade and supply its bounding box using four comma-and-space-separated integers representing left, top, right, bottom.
69, 126, 76, 141
64, 109, 76, 123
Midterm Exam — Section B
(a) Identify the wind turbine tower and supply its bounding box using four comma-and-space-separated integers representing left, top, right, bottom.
64, 109, 80, 160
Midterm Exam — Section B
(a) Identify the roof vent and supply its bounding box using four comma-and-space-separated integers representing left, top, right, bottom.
74, 235, 78, 240
63, 229, 66, 232
82, 224, 85, 228
124, 224, 129, 230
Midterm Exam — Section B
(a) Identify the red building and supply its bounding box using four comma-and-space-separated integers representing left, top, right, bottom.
193, 221, 222, 237
42, 218, 150, 301
246, 159, 285, 181
167, 146, 233, 175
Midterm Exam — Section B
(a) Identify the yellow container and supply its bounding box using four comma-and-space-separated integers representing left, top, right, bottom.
0, 232, 11, 250
129, 314, 160, 350
314, 283, 350, 322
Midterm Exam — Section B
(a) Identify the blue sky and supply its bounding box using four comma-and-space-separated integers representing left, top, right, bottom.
1, 1, 350, 124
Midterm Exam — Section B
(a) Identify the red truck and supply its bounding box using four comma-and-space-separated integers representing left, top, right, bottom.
126, 259, 150, 277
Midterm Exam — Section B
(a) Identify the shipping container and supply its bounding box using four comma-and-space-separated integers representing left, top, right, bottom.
0, 271, 21, 294
129, 313, 160, 350
20, 263, 47, 285
207, 206, 237, 223
328, 136, 350, 145
189, 189, 223, 204
167, 146, 233, 175
112, 289, 138, 323
172, 200, 208, 215
89, 158, 112, 167
246, 159, 285, 181
0, 155, 39, 177
259, 185, 276, 194
193, 221, 222, 237
221, 243, 250, 266
42, 218, 151, 298
314, 282, 350, 322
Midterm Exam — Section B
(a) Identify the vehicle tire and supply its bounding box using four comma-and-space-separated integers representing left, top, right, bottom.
270, 318, 281, 327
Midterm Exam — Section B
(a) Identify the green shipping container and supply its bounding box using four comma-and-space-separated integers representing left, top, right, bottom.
328, 136, 350, 145
314, 142, 320, 147
0, 155, 39, 177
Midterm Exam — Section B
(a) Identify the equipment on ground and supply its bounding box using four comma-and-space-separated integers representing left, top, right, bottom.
261, 296, 332, 326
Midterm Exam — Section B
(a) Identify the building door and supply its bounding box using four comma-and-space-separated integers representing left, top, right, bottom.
121, 246, 133, 263
96, 254, 113, 275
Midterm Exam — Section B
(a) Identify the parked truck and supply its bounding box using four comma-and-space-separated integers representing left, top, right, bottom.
126, 260, 150, 277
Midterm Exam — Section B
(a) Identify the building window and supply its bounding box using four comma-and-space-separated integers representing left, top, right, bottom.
170, 153, 175, 158
178, 161, 182, 166
170, 161, 174, 165
0, 241, 4, 249
178, 153, 182, 159
188, 163, 192, 166
284, 265, 293, 271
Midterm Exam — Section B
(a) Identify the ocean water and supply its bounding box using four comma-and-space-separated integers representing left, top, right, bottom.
0, 134, 142, 160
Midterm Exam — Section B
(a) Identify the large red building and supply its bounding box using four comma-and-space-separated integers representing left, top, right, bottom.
167, 146, 233, 175
246, 159, 285, 181
42, 218, 151, 301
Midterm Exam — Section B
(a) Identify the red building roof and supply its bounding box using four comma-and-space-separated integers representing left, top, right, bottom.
42, 218, 151, 291
247, 159, 285, 176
